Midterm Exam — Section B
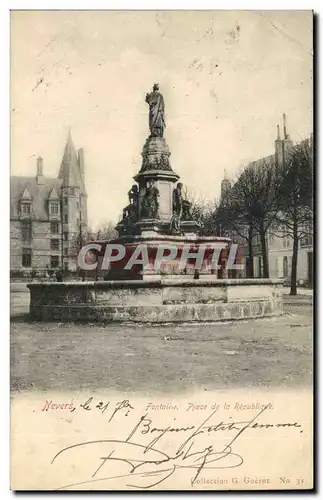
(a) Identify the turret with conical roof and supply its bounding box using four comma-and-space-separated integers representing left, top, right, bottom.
58, 130, 83, 189
58, 130, 88, 271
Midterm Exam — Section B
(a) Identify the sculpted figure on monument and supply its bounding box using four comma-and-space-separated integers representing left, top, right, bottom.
145, 83, 166, 137
173, 182, 183, 218
182, 199, 193, 221
141, 179, 160, 219
120, 206, 130, 234
127, 184, 139, 223
170, 182, 184, 234
118, 185, 139, 235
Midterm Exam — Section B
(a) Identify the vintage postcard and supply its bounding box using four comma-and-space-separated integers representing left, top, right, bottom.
10, 10, 313, 491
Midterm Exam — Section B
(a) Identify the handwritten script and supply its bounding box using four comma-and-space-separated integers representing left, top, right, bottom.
51, 403, 303, 490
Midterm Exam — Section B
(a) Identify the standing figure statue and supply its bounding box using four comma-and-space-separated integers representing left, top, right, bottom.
127, 184, 139, 223
141, 179, 160, 219
173, 182, 183, 217
170, 182, 183, 234
145, 83, 166, 137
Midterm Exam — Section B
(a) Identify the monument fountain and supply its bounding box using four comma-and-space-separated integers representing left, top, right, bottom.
28, 84, 283, 322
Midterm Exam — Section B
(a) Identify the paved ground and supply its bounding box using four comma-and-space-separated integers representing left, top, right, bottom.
10, 283, 313, 394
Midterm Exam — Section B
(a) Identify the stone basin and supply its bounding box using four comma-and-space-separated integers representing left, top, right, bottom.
27, 278, 284, 323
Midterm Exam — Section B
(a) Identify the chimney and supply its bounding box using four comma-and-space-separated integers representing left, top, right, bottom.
275, 124, 283, 168
78, 148, 84, 180
282, 113, 291, 140
36, 156, 45, 184
37, 156, 43, 176
282, 113, 293, 162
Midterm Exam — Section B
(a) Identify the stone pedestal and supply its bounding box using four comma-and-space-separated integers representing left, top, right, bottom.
139, 136, 173, 174
116, 125, 204, 240
134, 135, 179, 229
180, 220, 201, 236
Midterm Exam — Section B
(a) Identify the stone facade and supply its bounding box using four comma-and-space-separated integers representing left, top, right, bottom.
263, 228, 313, 286
225, 227, 313, 286
10, 132, 88, 274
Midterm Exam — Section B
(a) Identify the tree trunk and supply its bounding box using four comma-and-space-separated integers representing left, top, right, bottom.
260, 221, 269, 278
290, 220, 299, 295
246, 224, 254, 278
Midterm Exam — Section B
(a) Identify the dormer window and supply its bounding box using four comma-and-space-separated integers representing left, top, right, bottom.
19, 187, 32, 218
48, 188, 60, 218
49, 202, 59, 215
21, 202, 31, 215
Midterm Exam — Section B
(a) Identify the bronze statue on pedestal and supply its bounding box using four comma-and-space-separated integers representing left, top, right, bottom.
140, 179, 160, 219
145, 83, 166, 138
182, 199, 193, 221
119, 184, 139, 234
170, 182, 184, 234
127, 184, 139, 223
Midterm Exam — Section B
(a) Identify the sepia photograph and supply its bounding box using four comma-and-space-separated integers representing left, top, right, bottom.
10, 9, 313, 491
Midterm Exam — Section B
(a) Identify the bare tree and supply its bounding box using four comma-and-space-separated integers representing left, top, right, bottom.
69, 220, 118, 280
95, 220, 118, 240
212, 197, 255, 277
181, 184, 255, 275
70, 219, 117, 258
276, 139, 313, 294
227, 158, 282, 278
181, 184, 215, 235
70, 226, 94, 259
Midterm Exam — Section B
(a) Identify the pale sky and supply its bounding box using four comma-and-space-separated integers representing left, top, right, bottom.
11, 10, 313, 228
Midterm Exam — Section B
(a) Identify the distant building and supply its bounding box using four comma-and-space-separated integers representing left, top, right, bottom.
10, 131, 88, 274
265, 221, 313, 286
220, 169, 232, 205
220, 114, 313, 286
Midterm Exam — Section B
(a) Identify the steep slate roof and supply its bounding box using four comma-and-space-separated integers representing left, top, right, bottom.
48, 187, 59, 200
10, 176, 62, 220
11, 131, 87, 220
21, 187, 32, 200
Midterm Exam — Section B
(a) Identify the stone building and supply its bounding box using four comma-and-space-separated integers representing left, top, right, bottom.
10, 132, 88, 274
220, 114, 313, 286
